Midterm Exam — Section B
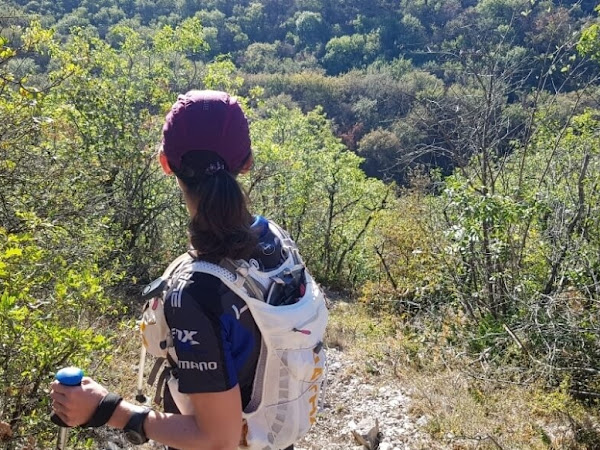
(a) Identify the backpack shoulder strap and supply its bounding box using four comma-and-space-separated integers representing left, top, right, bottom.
189, 259, 263, 301
185, 219, 303, 302
269, 221, 297, 249
162, 251, 194, 279
269, 220, 304, 267
221, 258, 266, 299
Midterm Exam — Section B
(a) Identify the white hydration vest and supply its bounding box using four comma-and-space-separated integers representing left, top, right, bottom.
139, 222, 328, 449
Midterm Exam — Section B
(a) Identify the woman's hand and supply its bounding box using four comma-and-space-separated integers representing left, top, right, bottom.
50, 377, 108, 427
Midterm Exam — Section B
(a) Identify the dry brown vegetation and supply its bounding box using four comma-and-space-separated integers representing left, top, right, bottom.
326, 300, 600, 450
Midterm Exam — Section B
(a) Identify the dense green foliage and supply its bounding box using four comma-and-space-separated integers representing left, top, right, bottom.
0, 18, 390, 447
249, 106, 389, 287
1, 0, 600, 448
4, 0, 599, 182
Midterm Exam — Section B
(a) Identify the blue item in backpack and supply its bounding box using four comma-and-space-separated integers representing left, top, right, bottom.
252, 215, 282, 270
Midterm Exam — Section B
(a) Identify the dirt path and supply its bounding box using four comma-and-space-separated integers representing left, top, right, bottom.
91, 346, 437, 450
295, 347, 436, 450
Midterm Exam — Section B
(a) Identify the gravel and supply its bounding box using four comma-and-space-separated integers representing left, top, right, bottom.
295, 347, 437, 450
92, 346, 439, 449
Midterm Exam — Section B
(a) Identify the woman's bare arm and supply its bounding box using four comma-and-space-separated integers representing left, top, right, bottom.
51, 377, 242, 450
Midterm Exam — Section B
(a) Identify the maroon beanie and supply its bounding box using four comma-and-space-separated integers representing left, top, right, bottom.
161, 90, 251, 173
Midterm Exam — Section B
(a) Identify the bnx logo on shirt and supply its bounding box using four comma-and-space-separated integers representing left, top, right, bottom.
171, 328, 200, 345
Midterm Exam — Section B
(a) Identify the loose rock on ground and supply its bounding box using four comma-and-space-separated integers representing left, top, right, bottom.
295, 347, 436, 450
93, 346, 438, 449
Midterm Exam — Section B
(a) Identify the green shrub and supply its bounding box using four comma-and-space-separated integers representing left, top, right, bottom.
0, 221, 121, 448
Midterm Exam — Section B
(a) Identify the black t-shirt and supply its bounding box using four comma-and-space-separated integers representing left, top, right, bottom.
163, 216, 282, 408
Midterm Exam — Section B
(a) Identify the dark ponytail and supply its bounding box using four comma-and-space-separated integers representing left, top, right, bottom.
172, 152, 257, 263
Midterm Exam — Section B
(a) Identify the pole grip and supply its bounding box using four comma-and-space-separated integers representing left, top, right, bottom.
51, 367, 84, 427
56, 367, 84, 386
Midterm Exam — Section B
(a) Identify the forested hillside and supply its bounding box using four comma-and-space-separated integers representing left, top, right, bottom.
6, 0, 600, 182
1, 0, 600, 448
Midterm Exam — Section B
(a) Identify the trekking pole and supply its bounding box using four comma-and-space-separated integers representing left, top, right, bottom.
52, 367, 84, 450
135, 344, 147, 403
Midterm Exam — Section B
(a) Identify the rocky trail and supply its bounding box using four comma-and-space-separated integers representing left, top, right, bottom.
93, 345, 436, 450
296, 347, 435, 450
